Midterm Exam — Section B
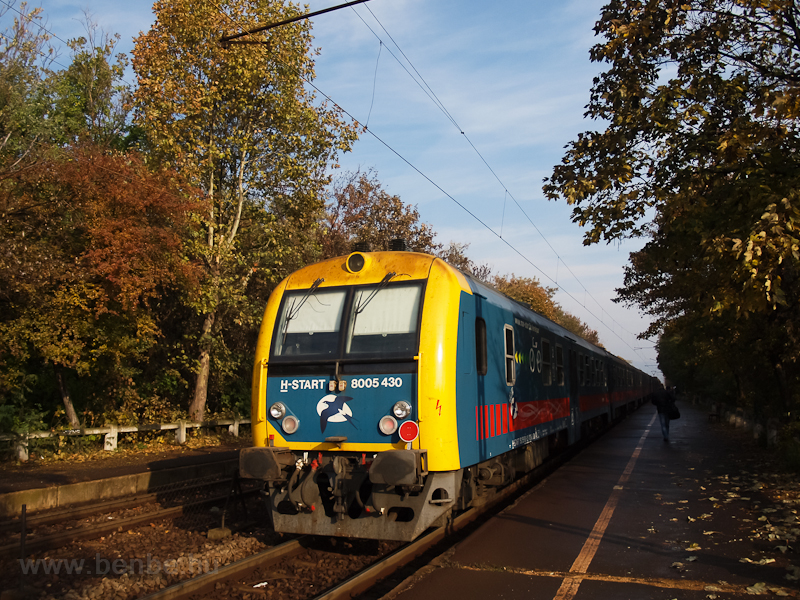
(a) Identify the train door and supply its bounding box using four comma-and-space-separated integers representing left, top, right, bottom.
568, 348, 580, 444
457, 292, 486, 467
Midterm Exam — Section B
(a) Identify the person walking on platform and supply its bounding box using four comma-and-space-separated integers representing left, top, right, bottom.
651, 386, 679, 442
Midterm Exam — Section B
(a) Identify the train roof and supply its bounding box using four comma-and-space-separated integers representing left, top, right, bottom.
278, 250, 644, 375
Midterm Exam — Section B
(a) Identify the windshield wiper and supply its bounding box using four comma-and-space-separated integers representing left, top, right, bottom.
354, 272, 396, 315
281, 277, 324, 346
350, 272, 396, 335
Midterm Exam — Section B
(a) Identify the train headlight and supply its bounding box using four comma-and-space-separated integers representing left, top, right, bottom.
345, 252, 367, 273
281, 415, 300, 435
392, 401, 412, 419
378, 415, 398, 435
398, 420, 419, 443
269, 402, 286, 420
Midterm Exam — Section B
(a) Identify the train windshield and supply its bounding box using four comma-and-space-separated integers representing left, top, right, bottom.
271, 281, 424, 360
346, 283, 423, 357
273, 289, 347, 357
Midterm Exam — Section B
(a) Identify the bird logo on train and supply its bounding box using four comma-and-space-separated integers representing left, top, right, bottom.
317, 395, 357, 433
509, 389, 518, 419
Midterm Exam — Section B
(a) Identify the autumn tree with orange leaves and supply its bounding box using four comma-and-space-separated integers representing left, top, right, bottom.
0, 5, 202, 432
0, 145, 202, 424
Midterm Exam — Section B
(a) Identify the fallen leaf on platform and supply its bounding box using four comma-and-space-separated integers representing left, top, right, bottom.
686, 543, 702, 551
746, 582, 767, 595
741, 557, 775, 565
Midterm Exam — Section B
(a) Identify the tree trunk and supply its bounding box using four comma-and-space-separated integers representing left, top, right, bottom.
189, 311, 216, 422
55, 368, 80, 428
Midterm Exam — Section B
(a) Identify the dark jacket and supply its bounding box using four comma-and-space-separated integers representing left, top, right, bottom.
651, 388, 676, 415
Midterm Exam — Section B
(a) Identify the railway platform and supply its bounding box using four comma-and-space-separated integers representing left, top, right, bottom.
0, 447, 240, 517
390, 403, 799, 599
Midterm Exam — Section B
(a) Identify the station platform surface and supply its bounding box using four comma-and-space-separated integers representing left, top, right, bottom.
0, 446, 242, 517
393, 403, 799, 599
0, 446, 241, 494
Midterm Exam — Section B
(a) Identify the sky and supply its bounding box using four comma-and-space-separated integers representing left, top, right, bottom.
5, 0, 662, 378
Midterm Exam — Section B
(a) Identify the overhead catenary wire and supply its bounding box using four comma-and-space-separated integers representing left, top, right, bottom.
13, 1, 653, 364
344, 5, 652, 353
211, 2, 651, 362
350, 5, 649, 342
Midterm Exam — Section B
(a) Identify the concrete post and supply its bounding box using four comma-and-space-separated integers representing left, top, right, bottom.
104, 425, 118, 451
175, 420, 187, 444
228, 419, 240, 437
15, 436, 28, 462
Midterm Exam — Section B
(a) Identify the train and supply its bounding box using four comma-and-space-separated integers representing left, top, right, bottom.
239, 249, 658, 541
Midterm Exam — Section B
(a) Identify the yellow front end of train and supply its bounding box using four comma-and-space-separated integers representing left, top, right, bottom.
239, 251, 473, 540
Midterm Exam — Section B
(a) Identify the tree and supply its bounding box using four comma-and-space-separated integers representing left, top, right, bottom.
0, 142, 202, 427
0, 5, 151, 428
492, 275, 600, 344
436, 241, 493, 281
321, 170, 439, 257
542, 0, 800, 411
133, 0, 358, 421
50, 19, 132, 148
0, 2, 55, 181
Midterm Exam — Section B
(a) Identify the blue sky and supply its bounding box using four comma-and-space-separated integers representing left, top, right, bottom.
8, 0, 661, 377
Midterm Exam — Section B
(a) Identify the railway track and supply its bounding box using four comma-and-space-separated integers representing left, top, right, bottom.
132, 439, 576, 600
1, 476, 260, 560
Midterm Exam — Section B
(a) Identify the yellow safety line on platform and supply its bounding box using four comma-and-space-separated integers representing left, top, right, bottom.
459, 565, 778, 596
552, 414, 655, 600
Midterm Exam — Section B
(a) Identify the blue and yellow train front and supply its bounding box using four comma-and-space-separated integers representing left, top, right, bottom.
239, 251, 471, 540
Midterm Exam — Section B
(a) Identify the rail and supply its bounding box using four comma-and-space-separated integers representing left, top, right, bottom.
1, 418, 251, 461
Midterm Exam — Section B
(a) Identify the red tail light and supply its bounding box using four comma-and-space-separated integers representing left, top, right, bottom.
398, 420, 419, 443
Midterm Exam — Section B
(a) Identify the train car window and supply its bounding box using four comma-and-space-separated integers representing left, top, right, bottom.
476, 318, 487, 376
578, 353, 584, 386
274, 289, 347, 357
504, 325, 516, 386
346, 282, 423, 357
556, 345, 565, 386
584, 355, 590, 385
542, 339, 552, 385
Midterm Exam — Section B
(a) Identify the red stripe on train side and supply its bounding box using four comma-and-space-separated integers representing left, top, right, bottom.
512, 397, 571, 430
579, 393, 609, 413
